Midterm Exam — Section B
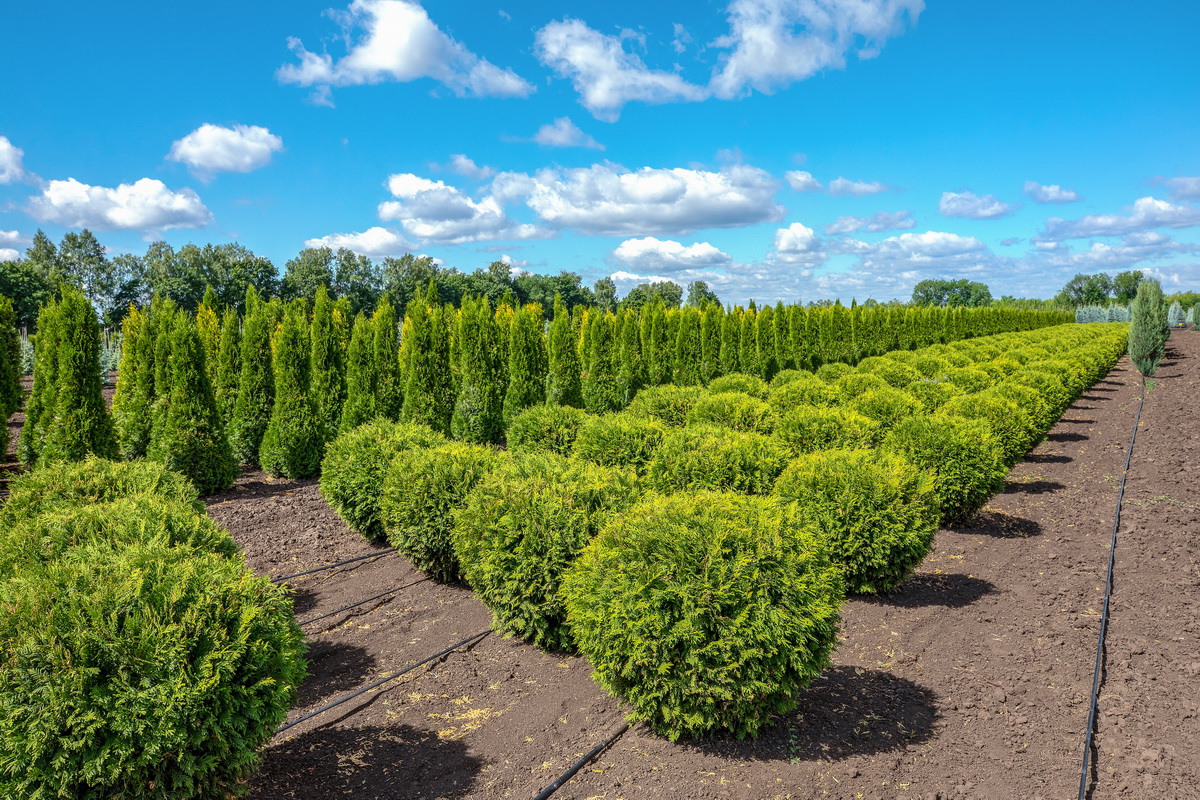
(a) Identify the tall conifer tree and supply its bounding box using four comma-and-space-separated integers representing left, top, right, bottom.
719, 308, 741, 377
310, 285, 345, 441
699, 303, 722, 384
112, 305, 152, 459
339, 313, 377, 433
213, 306, 241, 431
372, 293, 402, 419
451, 296, 503, 443
755, 304, 778, 381
260, 305, 323, 478
228, 286, 275, 465
616, 307, 644, 405
546, 294, 583, 407
401, 284, 453, 434
503, 302, 548, 427
583, 310, 621, 413
674, 306, 702, 385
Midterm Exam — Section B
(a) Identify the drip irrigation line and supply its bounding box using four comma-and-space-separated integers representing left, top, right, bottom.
275, 629, 490, 735
298, 576, 432, 627
531, 721, 631, 800
1077, 378, 1145, 800
270, 548, 396, 584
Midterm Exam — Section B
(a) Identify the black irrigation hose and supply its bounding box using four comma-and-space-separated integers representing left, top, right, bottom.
531, 722, 631, 800
1077, 378, 1145, 800
270, 548, 397, 584
275, 629, 490, 735
298, 576, 432, 627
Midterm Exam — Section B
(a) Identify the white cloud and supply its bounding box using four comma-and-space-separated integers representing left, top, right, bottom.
0, 249, 19, 262
785, 170, 822, 191
938, 190, 1015, 219
501, 163, 783, 236
278, 0, 533, 102
613, 236, 732, 272
378, 172, 547, 244
167, 123, 283, 178
828, 177, 888, 196
0, 136, 32, 184
446, 154, 495, 180
1036, 231, 1197, 270
770, 222, 826, 266
532, 117, 604, 150
709, 0, 924, 99
837, 230, 987, 265
533, 19, 707, 121
1023, 181, 1080, 204
28, 178, 213, 232
1155, 176, 1200, 201
1037, 196, 1200, 241
0, 230, 31, 249
672, 23, 693, 53
305, 226, 414, 257
824, 209, 913, 234
609, 270, 680, 287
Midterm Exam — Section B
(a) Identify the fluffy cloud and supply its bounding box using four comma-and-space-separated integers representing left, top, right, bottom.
1036, 231, 1197, 270
1023, 181, 1080, 204
532, 117, 604, 150
446, 154, 495, 181
0, 230, 31, 249
613, 236, 732, 272
0, 136, 31, 184
837, 230, 987, 265
377, 173, 547, 244
710, 0, 923, 98
0, 250, 19, 262
534, 19, 706, 120
785, 170, 822, 191
825, 209, 913, 234
770, 222, 826, 266
167, 124, 283, 178
1037, 196, 1200, 241
305, 226, 414, 257
28, 178, 213, 232
502, 163, 783, 236
828, 177, 888, 196
938, 190, 1015, 219
1155, 176, 1200, 201
278, 0, 533, 102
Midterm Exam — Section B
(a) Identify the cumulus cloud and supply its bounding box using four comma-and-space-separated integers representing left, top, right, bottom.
836, 230, 987, 268
28, 178, 213, 232
938, 190, 1015, 219
305, 226, 414, 257
769, 222, 826, 266
711, 0, 923, 99
278, 0, 533, 103
1036, 231, 1197, 270
0, 230, 31, 249
785, 170, 822, 191
828, 177, 888, 196
1037, 196, 1200, 241
1154, 176, 1200, 201
446, 154, 495, 180
613, 236, 732, 272
0, 136, 33, 184
1023, 181, 1080, 204
824, 209, 913, 234
532, 117, 604, 150
167, 124, 283, 179
500, 162, 783, 236
377, 173, 547, 244
0, 249, 19, 262
534, 19, 707, 120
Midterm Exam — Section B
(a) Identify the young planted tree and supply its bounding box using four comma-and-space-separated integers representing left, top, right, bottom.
260, 305, 323, 478
641, 298, 669, 385
401, 285, 453, 435
0, 294, 19, 419
615, 308, 644, 406
546, 294, 583, 407
503, 303, 547, 427
450, 295, 503, 444
212, 306, 241, 431
699, 303, 722, 384
583, 310, 621, 414
111, 305, 153, 459
227, 287, 275, 465
372, 293, 402, 419
17, 297, 62, 465
738, 306, 758, 376
719, 308, 741, 377
755, 304, 778, 381
673, 305, 702, 386
310, 285, 345, 442
339, 313, 377, 433
195, 300, 220, 380
1129, 278, 1168, 377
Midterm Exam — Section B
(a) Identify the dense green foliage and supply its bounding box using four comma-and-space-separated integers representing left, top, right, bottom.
546, 294, 583, 407
645, 425, 788, 495
260, 305, 324, 479
309, 286, 345, 442
1128, 278, 1168, 377
451, 296, 505, 444
0, 294, 19, 421
625, 384, 704, 426
571, 412, 666, 472
505, 403, 587, 456
503, 303, 548, 427
339, 314, 377, 433
707, 372, 770, 398
772, 405, 880, 456
227, 288, 275, 466
687, 391, 777, 434
400, 286, 453, 434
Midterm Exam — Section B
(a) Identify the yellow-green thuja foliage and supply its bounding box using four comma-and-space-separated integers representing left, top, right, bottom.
146, 296, 180, 455
640, 298, 669, 385
260, 305, 323, 479
339, 313, 377, 433
372, 293, 403, 419
546, 294, 583, 408
195, 300, 220, 383
36, 287, 117, 466
309, 286, 345, 442
0, 294, 19, 420
773, 301, 791, 371
719, 307, 741, 376
451, 295, 504, 444
673, 306, 702, 386
755, 304, 778, 381
112, 305, 153, 459
401, 284, 453, 435
228, 287, 274, 466
699, 302, 722, 384
213, 306, 241, 431
615, 307, 644, 406
493, 300, 513, 393
738, 306, 757, 375
582, 309, 621, 414
150, 314, 237, 494
18, 298, 62, 465
503, 303, 547, 428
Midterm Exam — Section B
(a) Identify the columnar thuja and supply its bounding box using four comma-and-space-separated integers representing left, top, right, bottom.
583, 310, 621, 414
339, 313, 377, 433
310, 285, 345, 442
451, 295, 503, 444
546, 293, 583, 408
503, 302, 547, 428
260, 303, 323, 478
372, 293, 403, 420
401, 284, 453, 435
228, 286, 275, 466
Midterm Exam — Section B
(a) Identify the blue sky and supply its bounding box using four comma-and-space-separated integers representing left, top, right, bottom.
1, 0, 1198, 304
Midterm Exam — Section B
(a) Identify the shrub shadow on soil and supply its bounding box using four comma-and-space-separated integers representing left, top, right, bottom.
296, 640, 379, 709
251, 724, 483, 800
948, 509, 1042, 538
1025, 452, 1073, 463
1002, 479, 1066, 495
685, 667, 938, 762
289, 585, 321, 617
1046, 431, 1087, 443
860, 572, 996, 609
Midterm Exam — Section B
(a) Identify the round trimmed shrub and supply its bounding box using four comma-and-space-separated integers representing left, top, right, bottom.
831, 372, 890, 402
645, 425, 788, 496
815, 362, 854, 383
856, 357, 921, 388
774, 449, 938, 594
773, 405, 880, 456
562, 492, 844, 741
0, 456, 202, 526
989, 381, 1054, 433
937, 393, 1035, 466
903, 378, 965, 413
707, 372, 769, 399
319, 418, 445, 541
0, 540, 306, 800
769, 368, 813, 389
944, 367, 993, 393
911, 355, 952, 379
625, 384, 704, 427
380, 443, 504, 583
769, 373, 836, 411
506, 404, 588, 456
571, 412, 666, 472
452, 454, 639, 651
687, 391, 777, 434
1009, 367, 1072, 416
881, 416, 1006, 524
844, 387, 923, 431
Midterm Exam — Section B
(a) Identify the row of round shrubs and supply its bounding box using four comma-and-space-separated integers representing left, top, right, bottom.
0, 458, 306, 800
315, 322, 1127, 741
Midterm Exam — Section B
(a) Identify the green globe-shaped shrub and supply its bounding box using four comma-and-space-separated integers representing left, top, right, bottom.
831, 372, 890, 402
989, 381, 1054, 434
903, 378, 966, 413
645, 425, 789, 496
911, 355, 953, 379
844, 387, 923, 433
1009, 367, 1072, 417
774, 449, 938, 594
687, 391, 777, 434
768, 373, 837, 412
773, 405, 880, 456
856, 357, 921, 388
571, 412, 666, 473
937, 393, 1035, 466
707, 372, 769, 399
505, 404, 587, 456
768, 368, 815, 389
944, 366, 993, 393
319, 418, 445, 541
380, 442, 504, 583
562, 492, 844, 741
452, 454, 640, 651
625, 384, 704, 427
815, 362, 854, 383
0, 540, 306, 800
